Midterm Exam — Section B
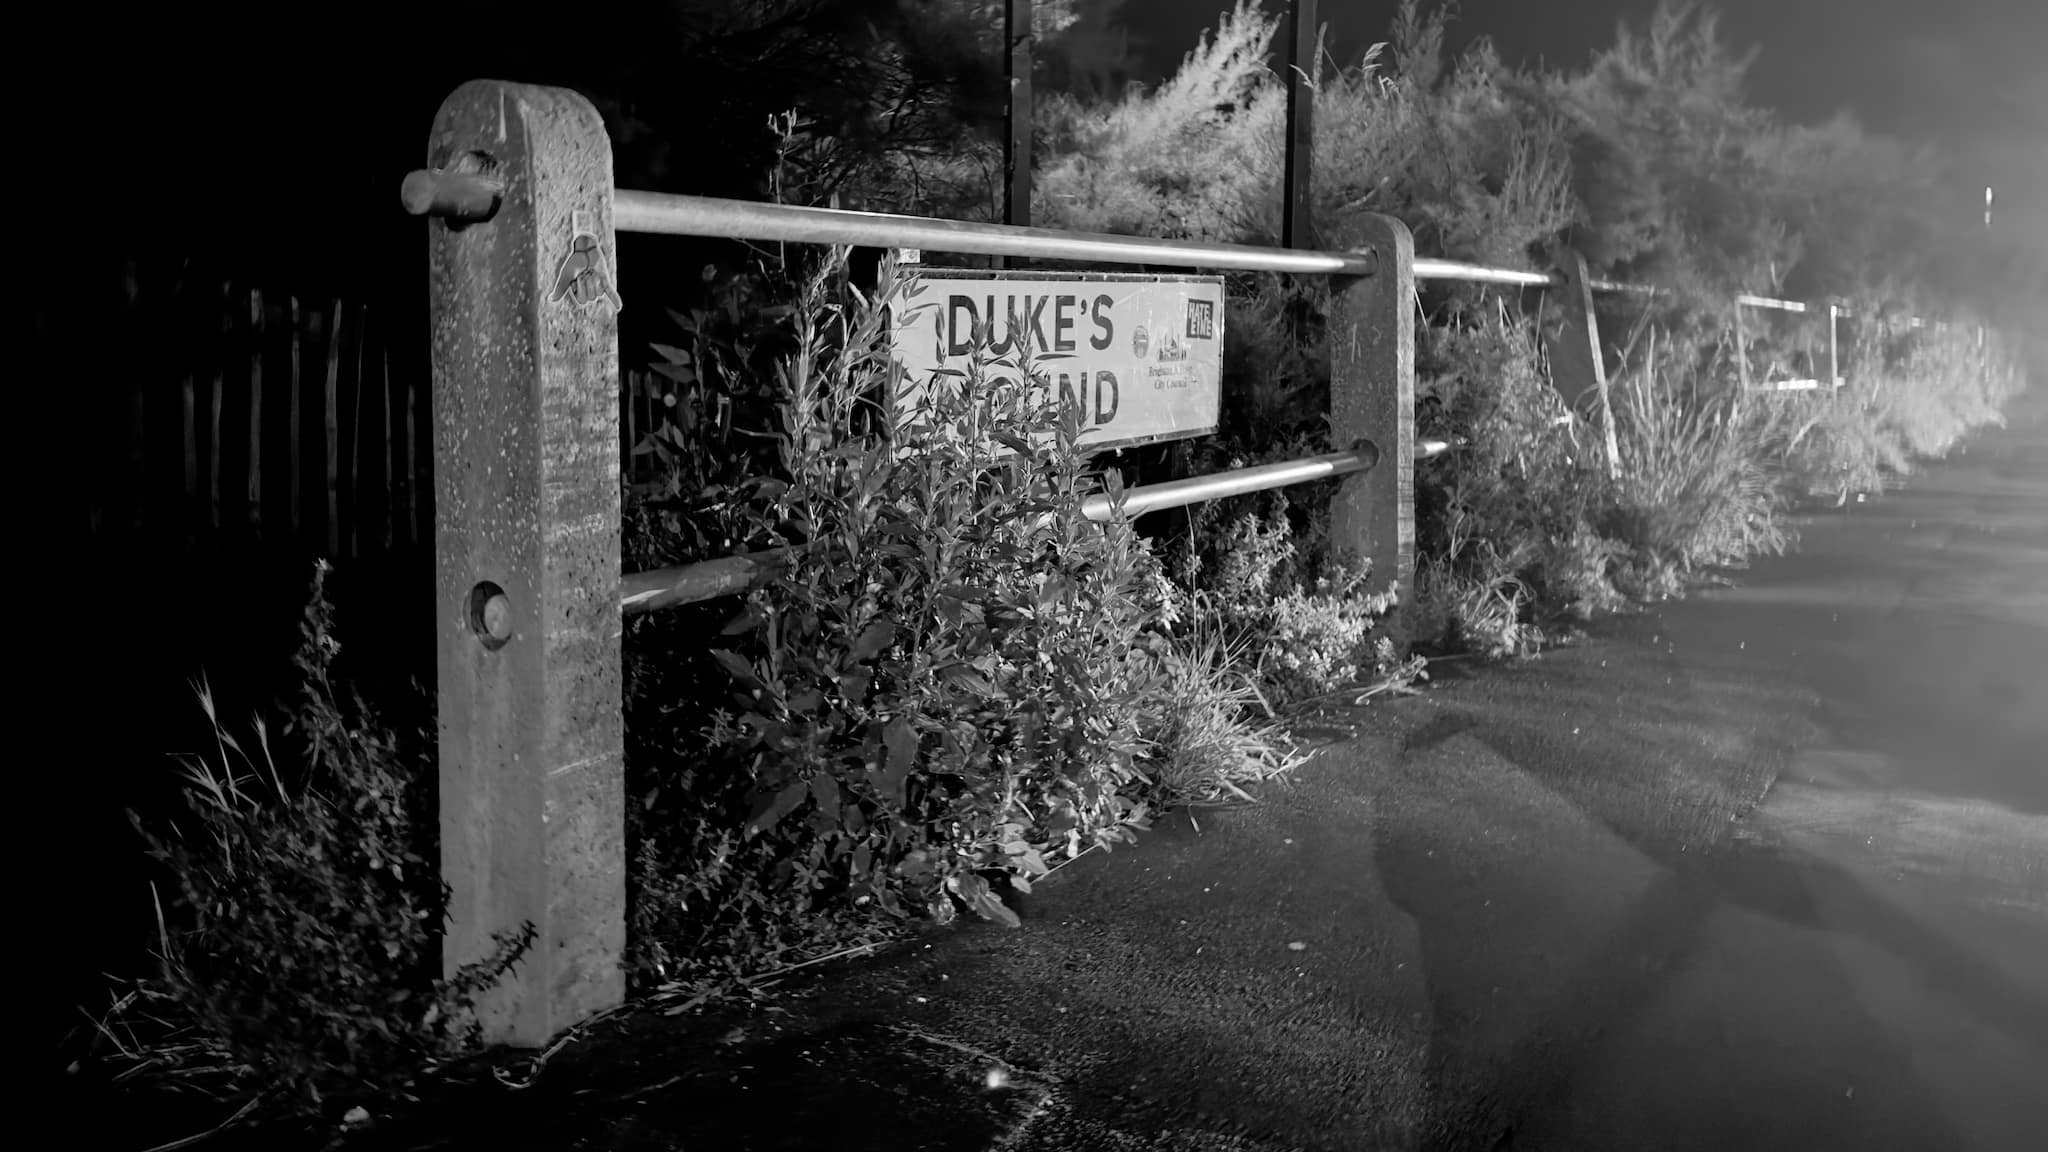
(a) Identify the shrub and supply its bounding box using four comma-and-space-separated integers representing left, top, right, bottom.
119, 561, 531, 1117
1163, 488, 1406, 702
1134, 611, 1301, 804
1412, 303, 1622, 641
626, 247, 1200, 990
1606, 324, 1795, 577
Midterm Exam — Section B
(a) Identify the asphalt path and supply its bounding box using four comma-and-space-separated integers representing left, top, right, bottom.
1381, 385, 2048, 1152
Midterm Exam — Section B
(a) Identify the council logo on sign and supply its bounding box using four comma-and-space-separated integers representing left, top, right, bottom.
1186, 299, 1216, 340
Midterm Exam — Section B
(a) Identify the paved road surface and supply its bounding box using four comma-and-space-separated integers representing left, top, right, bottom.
1386, 386, 2048, 1152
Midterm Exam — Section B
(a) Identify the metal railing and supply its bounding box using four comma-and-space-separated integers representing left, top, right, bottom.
406, 167, 1934, 399
576, 190, 1452, 615
413, 177, 1944, 613
405, 79, 1973, 1047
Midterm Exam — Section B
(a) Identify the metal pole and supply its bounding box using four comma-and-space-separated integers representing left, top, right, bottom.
409, 173, 1667, 290
1980, 186, 1991, 351
1084, 445, 1375, 521
1283, 0, 1317, 250
420, 81, 626, 1046
1001, 0, 1034, 269
1415, 258, 1554, 286
593, 188, 1381, 274
1835, 303, 1851, 387
1734, 299, 1752, 391
1543, 249, 1619, 479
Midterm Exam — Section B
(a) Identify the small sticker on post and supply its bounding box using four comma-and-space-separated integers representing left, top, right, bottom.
548, 209, 623, 313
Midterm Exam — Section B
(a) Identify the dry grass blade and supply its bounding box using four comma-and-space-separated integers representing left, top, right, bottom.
743, 938, 886, 987
135, 1094, 262, 1152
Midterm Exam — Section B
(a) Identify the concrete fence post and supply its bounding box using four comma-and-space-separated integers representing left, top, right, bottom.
1329, 214, 1416, 652
423, 80, 626, 1046
1543, 248, 1621, 480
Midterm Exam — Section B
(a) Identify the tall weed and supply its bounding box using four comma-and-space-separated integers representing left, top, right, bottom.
626, 247, 1235, 990
1607, 325, 1794, 588
116, 562, 531, 1117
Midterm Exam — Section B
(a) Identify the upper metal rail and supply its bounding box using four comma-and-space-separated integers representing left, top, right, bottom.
1738, 293, 1809, 313
614, 190, 1379, 276
406, 173, 1949, 325
618, 190, 1579, 286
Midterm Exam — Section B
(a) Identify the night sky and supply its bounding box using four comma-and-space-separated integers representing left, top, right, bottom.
1122, 0, 2048, 248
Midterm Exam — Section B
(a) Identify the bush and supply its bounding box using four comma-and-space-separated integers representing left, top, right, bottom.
1135, 611, 1301, 804
1162, 487, 1407, 702
118, 561, 531, 1117
625, 247, 1271, 992
1605, 325, 1796, 580
1410, 304, 1623, 644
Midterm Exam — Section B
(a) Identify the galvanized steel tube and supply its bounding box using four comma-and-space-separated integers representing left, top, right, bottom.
1413, 258, 1558, 287
1736, 293, 1808, 312
1079, 444, 1379, 522
613, 190, 1377, 276
407, 178, 1675, 294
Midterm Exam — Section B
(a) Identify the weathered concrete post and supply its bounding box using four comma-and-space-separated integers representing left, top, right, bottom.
420, 80, 625, 1046
1543, 248, 1621, 480
1329, 214, 1416, 652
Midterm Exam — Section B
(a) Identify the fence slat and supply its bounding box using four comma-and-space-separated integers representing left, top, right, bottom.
248, 288, 264, 531
181, 359, 198, 555
122, 262, 147, 555
211, 284, 228, 534
403, 362, 419, 549
289, 295, 303, 535
381, 343, 395, 553
325, 298, 343, 557
350, 305, 367, 560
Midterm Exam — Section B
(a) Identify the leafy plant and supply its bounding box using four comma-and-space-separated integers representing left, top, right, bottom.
119, 561, 531, 1118
626, 245, 1188, 989
1606, 323, 1794, 578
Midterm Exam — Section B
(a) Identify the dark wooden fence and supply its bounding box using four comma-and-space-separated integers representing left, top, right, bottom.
67, 259, 681, 565
70, 258, 422, 563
